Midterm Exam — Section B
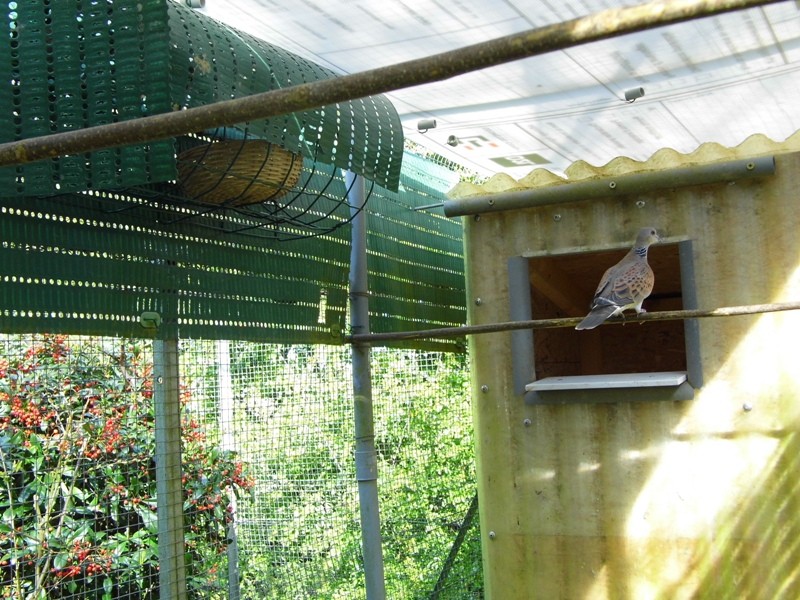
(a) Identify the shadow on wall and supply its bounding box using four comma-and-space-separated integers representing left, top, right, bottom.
662, 426, 800, 599
519, 400, 690, 600
520, 398, 800, 600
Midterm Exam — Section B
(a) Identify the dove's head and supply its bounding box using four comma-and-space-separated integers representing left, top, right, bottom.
635, 227, 660, 248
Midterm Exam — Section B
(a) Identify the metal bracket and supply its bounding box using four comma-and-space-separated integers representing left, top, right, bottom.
355, 449, 378, 482
139, 311, 162, 330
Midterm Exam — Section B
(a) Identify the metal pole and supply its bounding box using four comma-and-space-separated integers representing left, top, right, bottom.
153, 337, 188, 600
429, 493, 479, 600
217, 339, 241, 600
347, 170, 387, 599
443, 155, 775, 217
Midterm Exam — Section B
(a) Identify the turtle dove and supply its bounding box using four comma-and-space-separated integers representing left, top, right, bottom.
575, 227, 660, 330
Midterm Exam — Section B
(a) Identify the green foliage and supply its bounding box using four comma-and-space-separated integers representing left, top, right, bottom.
218, 343, 363, 599
213, 344, 482, 599
0, 335, 254, 599
371, 350, 481, 599
0, 335, 482, 598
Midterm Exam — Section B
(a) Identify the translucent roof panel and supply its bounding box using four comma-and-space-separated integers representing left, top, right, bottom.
203, 1, 800, 178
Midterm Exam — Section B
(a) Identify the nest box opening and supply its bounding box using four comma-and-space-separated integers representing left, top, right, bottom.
509, 240, 701, 404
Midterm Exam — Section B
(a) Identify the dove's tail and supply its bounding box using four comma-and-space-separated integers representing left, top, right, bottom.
575, 305, 619, 330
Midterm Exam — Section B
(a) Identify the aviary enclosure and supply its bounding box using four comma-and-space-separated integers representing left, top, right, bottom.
0, 2, 477, 598
1, 1, 797, 599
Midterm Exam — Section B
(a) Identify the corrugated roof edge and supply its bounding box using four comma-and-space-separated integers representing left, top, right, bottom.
447, 130, 800, 199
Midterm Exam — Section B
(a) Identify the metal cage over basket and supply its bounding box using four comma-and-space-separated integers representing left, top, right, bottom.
163, 132, 378, 241
177, 140, 304, 207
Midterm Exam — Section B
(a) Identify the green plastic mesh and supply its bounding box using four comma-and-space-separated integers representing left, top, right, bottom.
0, 0, 175, 195
0, 0, 403, 199
0, 151, 465, 347
0, 188, 349, 344
0, 0, 459, 346
366, 153, 466, 349
166, 1, 403, 190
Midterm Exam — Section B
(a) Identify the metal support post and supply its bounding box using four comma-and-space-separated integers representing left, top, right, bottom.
154, 337, 188, 600
347, 170, 387, 600
217, 339, 241, 600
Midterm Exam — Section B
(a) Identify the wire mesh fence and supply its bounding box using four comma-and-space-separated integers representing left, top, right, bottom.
0, 334, 480, 599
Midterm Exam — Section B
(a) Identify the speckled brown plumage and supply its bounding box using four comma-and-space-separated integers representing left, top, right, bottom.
575, 227, 660, 330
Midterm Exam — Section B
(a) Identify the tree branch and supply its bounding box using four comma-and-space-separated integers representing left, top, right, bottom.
346, 301, 800, 343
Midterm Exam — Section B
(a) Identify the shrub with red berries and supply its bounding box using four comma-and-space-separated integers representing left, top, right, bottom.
0, 335, 254, 598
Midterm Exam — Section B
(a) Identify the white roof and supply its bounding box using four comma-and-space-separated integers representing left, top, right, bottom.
202, 1, 800, 178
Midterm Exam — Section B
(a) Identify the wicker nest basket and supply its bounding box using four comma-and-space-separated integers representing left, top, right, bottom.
177, 140, 303, 206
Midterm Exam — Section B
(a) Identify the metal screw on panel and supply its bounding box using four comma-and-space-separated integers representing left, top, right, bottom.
636, 200, 646, 208
475, 297, 483, 306
743, 402, 753, 412
553, 214, 561, 222
480, 385, 489, 393
523, 418, 532, 427
474, 214, 481, 222
488, 531, 496, 540
608, 181, 617, 189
